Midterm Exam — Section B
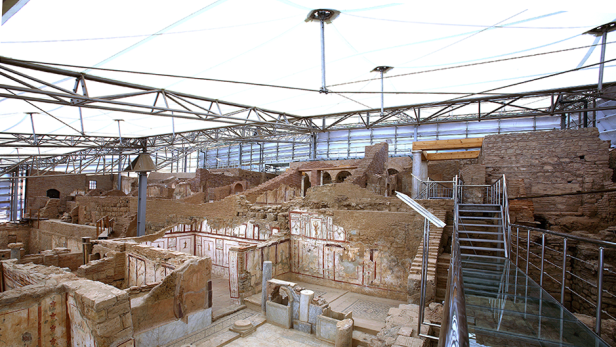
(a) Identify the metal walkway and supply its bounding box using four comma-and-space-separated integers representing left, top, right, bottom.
462, 255, 606, 346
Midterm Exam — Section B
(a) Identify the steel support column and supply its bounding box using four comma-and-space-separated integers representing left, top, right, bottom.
136, 172, 147, 236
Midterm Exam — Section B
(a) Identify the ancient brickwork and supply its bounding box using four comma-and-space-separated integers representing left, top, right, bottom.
481, 128, 613, 227
76, 251, 126, 288
26, 172, 115, 216
19, 248, 83, 271
76, 196, 132, 225
31, 220, 97, 253
351, 142, 388, 187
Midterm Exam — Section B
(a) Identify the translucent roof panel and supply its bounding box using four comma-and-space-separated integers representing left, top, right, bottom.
0, 0, 615, 138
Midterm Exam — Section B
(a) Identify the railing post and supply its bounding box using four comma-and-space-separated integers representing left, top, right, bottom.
561, 238, 567, 305
526, 229, 531, 275
540, 233, 546, 287
516, 227, 520, 267
596, 247, 604, 336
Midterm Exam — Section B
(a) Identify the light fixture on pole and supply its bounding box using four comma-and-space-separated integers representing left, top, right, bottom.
306, 9, 340, 94
584, 22, 616, 92
371, 66, 394, 117
124, 152, 156, 236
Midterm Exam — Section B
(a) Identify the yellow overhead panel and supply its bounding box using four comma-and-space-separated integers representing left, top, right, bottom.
412, 138, 484, 151
423, 150, 481, 161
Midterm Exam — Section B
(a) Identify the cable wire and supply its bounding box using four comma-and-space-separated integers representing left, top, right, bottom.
342, 12, 593, 30
1, 16, 296, 44
327, 40, 616, 87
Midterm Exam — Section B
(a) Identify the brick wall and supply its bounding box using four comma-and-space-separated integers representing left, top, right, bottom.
26, 172, 115, 215
76, 196, 132, 224
480, 128, 613, 226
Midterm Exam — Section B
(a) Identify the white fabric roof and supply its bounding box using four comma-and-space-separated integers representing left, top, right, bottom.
0, 0, 615, 141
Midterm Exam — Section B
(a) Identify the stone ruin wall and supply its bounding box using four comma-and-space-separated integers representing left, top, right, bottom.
0, 237, 214, 346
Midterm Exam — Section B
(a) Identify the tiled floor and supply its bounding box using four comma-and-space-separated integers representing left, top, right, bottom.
164, 309, 259, 347
246, 280, 405, 329
224, 323, 332, 347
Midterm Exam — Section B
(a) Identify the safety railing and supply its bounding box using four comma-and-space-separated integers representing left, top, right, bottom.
412, 174, 455, 200
439, 175, 469, 347
457, 175, 511, 258
510, 223, 616, 336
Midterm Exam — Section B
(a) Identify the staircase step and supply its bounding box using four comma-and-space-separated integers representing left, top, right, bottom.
457, 230, 501, 235
459, 238, 504, 243
460, 246, 505, 252
461, 254, 507, 260
458, 216, 502, 220
458, 209, 502, 213
458, 223, 501, 228
459, 204, 501, 207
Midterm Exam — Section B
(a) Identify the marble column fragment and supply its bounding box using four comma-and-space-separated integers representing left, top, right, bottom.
299, 290, 314, 322
335, 318, 354, 347
262, 261, 273, 313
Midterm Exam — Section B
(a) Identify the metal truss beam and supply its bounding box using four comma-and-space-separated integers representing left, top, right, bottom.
1, 55, 615, 176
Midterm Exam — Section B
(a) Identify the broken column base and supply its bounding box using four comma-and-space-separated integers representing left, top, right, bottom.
229, 319, 256, 337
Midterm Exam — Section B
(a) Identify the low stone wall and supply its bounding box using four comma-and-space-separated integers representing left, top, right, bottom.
0, 261, 134, 347
31, 220, 97, 253
19, 248, 83, 271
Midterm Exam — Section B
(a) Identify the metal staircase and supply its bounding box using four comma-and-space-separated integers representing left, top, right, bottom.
439, 175, 610, 347
457, 203, 506, 259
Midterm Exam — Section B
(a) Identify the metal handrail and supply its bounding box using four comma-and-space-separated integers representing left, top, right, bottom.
511, 223, 616, 249
510, 223, 614, 337
439, 175, 469, 347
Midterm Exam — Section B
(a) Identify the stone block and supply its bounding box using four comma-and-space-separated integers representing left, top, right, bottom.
293, 319, 312, 334
266, 301, 292, 329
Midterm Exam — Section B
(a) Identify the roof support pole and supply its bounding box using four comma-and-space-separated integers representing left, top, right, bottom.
115, 119, 123, 191
380, 70, 384, 116
137, 171, 147, 236
27, 112, 37, 144
598, 28, 608, 92
320, 17, 327, 93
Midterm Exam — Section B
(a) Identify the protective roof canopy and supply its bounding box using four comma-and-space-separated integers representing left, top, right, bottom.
0, 0, 615, 142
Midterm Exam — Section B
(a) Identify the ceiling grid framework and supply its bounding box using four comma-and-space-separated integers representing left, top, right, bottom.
0, 2, 615, 175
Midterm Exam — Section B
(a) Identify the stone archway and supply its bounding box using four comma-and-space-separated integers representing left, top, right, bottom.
336, 171, 352, 183
387, 168, 399, 176
233, 183, 244, 194
322, 172, 332, 185
46, 189, 60, 199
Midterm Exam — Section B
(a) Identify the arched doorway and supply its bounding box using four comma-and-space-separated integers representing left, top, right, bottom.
233, 183, 244, 194
387, 168, 399, 176
46, 189, 60, 199
336, 171, 352, 183
322, 172, 332, 184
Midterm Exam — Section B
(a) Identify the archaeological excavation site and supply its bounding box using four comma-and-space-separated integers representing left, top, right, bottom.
2, 3, 616, 347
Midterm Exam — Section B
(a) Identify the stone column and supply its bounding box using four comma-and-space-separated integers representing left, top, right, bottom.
262, 261, 273, 313
411, 150, 425, 198
301, 174, 305, 197
335, 318, 354, 347
8, 242, 23, 260
299, 290, 314, 322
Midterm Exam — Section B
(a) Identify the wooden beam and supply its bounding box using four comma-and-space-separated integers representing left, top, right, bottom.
298, 166, 357, 172
423, 150, 480, 161
412, 138, 483, 151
